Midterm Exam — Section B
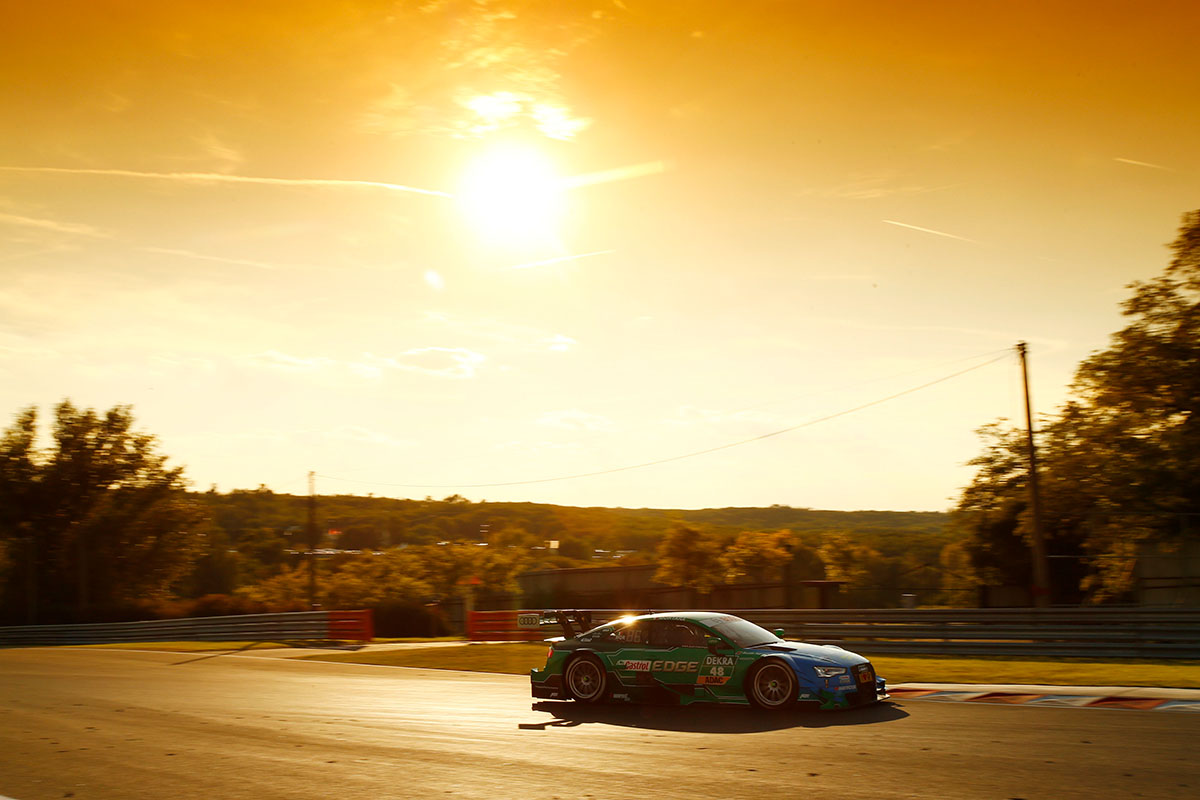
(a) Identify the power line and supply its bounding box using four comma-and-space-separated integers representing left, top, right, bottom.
317, 351, 1009, 490
726, 346, 1013, 416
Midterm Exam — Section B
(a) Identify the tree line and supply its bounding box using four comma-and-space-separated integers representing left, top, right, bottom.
0, 405, 952, 627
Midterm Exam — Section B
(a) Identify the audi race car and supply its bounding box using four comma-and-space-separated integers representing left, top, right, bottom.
528, 610, 887, 711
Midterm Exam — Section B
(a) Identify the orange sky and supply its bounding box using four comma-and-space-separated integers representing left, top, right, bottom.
2, 1, 1198, 509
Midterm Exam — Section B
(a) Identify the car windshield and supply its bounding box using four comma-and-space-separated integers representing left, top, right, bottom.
706, 617, 780, 648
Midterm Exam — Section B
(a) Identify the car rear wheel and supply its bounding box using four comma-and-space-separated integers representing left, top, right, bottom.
564, 654, 607, 703
747, 660, 796, 710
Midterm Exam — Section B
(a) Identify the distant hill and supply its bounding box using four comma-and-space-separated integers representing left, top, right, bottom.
193, 489, 950, 559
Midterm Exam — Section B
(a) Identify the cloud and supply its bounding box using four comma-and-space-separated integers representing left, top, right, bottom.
149, 354, 217, 372
243, 348, 486, 380
0, 166, 453, 198
323, 425, 411, 448
422, 311, 578, 354
545, 334, 576, 352
0, 245, 77, 264
0, 342, 61, 360
809, 272, 878, 284
664, 405, 786, 429
507, 250, 615, 270
359, 347, 486, 379
195, 133, 245, 173
794, 172, 958, 201
245, 350, 333, 372
815, 318, 1071, 353
537, 409, 616, 432
141, 246, 284, 271
0, 212, 113, 239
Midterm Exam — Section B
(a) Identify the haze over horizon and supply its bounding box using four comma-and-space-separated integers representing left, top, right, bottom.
2, 1, 1198, 512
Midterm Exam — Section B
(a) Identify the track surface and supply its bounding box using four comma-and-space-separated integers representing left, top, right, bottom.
1, 648, 1197, 800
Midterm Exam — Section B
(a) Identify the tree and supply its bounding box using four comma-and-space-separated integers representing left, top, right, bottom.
0, 401, 205, 623
653, 523, 723, 603
720, 529, 794, 584
954, 210, 1200, 602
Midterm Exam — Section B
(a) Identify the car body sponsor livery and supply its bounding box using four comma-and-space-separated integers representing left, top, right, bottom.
529, 610, 888, 711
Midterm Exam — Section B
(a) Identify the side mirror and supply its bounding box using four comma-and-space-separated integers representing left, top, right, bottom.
773, 628, 786, 640
705, 636, 723, 652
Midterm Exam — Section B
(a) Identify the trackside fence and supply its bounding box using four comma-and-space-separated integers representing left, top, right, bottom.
467, 607, 1200, 659
0, 610, 373, 647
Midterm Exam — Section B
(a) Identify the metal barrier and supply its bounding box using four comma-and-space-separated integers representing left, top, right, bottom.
467, 610, 549, 641
465, 607, 1200, 659
0, 610, 373, 647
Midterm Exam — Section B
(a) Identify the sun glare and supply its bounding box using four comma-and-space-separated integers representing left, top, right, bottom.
458, 144, 565, 246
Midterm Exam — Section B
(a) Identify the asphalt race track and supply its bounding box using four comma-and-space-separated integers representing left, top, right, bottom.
1, 648, 1197, 800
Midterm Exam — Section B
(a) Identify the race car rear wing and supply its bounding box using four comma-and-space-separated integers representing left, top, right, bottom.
517, 610, 594, 639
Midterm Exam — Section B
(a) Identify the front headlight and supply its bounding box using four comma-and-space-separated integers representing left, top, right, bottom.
813, 666, 847, 678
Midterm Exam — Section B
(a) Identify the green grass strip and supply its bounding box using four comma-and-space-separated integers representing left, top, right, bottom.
75, 636, 460, 653
304, 643, 1200, 688
78, 641, 292, 652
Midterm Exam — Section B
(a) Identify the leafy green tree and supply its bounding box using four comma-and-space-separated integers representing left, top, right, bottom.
491, 523, 540, 549
816, 533, 898, 607
234, 527, 291, 583
954, 210, 1200, 602
472, 546, 532, 604
407, 542, 481, 598
653, 523, 723, 601
937, 539, 980, 606
951, 422, 1036, 589
176, 525, 241, 597
0, 401, 204, 623
784, 538, 826, 583
321, 551, 432, 608
720, 529, 793, 583
236, 565, 309, 610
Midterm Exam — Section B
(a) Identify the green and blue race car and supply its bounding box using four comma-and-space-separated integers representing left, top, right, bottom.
529, 610, 887, 711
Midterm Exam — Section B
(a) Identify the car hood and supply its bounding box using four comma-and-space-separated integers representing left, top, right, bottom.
749, 641, 867, 666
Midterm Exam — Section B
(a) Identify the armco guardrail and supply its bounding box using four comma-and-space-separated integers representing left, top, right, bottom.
467, 607, 1200, 659
0, 610, 373, 647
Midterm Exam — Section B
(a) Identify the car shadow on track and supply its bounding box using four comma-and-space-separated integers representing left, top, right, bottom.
519, 700, 908, 733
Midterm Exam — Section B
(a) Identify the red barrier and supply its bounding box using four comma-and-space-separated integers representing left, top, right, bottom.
327, 610, 374, 642
467, 610, 545, 641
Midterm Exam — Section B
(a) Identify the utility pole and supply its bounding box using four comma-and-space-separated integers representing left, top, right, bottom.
1017, 342, 1052, 608
307, 471, 319, 609
75, 521, 88, 621
22, 524, 37, 624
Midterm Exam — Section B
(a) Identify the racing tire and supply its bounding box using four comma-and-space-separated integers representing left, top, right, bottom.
747, 660, 797, 711
564, 653, 607, 704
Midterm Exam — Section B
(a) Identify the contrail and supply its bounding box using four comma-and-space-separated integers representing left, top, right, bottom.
882, 219, 976, 242
0, 211, 113, 238
0, 166, 453, 198
508, 249, 615, 270
1114, 157, 1170, 171
564, 160, 671, 189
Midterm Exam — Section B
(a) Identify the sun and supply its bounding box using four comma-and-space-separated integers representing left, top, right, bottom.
457, 144, 565, 246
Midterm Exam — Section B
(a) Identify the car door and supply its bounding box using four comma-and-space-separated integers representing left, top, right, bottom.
646, 620, 710, 690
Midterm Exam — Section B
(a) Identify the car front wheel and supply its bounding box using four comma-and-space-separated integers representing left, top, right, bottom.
747, 660, 796, 710
564, 654, 607, 703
